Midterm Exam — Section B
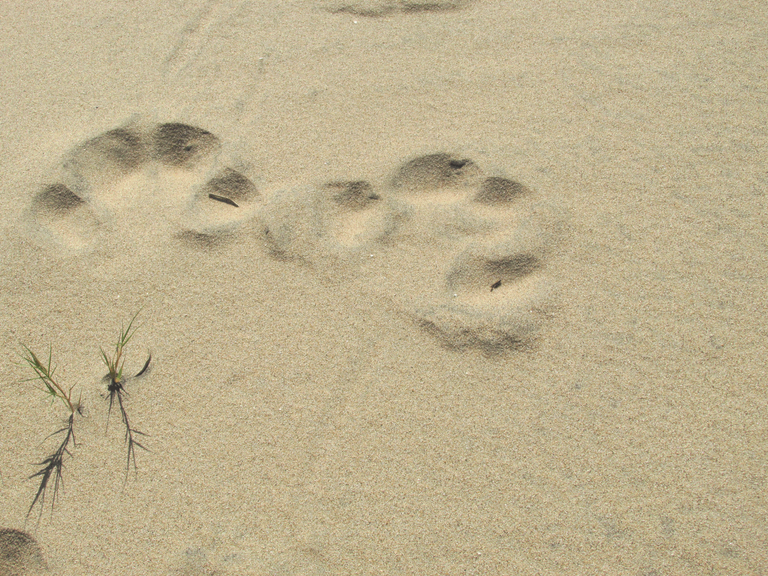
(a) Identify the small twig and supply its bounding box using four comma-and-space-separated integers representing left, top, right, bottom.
209, 193, 239, 207
135, 354, 151, 377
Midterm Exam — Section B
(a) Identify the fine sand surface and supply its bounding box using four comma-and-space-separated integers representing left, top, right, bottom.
1, 1, 766, 574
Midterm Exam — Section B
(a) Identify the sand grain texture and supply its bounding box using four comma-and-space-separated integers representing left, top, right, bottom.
1, 0, 766, 574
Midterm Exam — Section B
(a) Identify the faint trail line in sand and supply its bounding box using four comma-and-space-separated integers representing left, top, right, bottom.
163, 0, 227, 79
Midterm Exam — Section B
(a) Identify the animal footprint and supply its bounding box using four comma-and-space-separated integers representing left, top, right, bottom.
384, 153, 557, 350
262, 178, 400, 270
29, 127, 148, 250
0, 528, 48, 576
178, 164, 262, 247
265, 152, 559, 351
152, 123, 220, 168
27, 121, 259, 251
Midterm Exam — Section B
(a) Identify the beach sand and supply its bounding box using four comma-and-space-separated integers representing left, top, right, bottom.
0, 0, 766, 574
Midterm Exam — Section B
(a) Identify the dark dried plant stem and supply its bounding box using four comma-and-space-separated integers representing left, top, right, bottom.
20, 346, 80, 523
27, 414, 75, 522
102, 310, 150, 477
106, 367, 150, 478
20, 310, 150, 522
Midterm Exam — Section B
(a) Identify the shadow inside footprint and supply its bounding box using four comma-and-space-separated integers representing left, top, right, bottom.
68, 128, 146, 173
203, 168, 260, 206
446, 253, 543, 296
30, 183, 100, 247
180, 168, 261, 247
474, 177, 529, 205
339, 151, 559, 352
59, 127, 147, 195
32, 183, 85, 214
400, 0, 469, 11
327, 180, 381, 210
153, 123, 221, 168
26, 126, 148, 249
0, 529, 48, 576
79, 128, 146, 172
320, 179, 404, 253
391, 153, 482, 192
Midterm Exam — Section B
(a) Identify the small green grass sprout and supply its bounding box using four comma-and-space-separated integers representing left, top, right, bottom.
16, 311, 153, 523
19, 345, 81, 523
20, 345, 79, 415
101, 310, 151, 477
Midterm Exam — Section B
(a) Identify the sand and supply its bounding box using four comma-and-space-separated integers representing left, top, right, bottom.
0, 0, 766, 574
